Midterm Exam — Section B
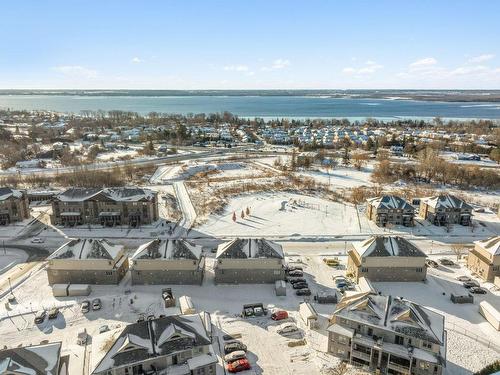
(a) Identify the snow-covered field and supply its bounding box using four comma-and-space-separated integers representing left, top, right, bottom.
0, 249, 28, 275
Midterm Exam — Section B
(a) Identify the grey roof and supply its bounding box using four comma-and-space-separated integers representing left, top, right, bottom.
216, 238, 284, 259
93, 314, 212, 374
0, 187, 24, 201
367, 195, 414, 211
333, 292, 445, 345
421, 194, 472, 210
131, 239, 202, 260
49, 238, 124, 260
353, 236, 426, 258
0, 342, 61, 375
56, 187, 156, 202
475, 236, 500, 256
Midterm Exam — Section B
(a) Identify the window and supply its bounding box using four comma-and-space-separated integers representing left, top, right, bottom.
105, 271, 113, 276
395, 335, 404, 345
337, 335, 348, 344
361, 267, 368, 272
422, 341, 432, 349
367, 328, 373, 336
420, 361, 430, 370
337, 348, 345, 355
416, 268, 423, 272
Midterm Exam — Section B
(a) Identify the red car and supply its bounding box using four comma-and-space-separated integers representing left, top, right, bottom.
271, 310, 288, 321
227, 358, 251, 373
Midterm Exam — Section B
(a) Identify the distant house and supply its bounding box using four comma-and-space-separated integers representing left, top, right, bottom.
0, 341, 62, 375
366, 195, 415, 227
91, 314, 217, 375
419, 194, 472, 226
130, 239, 205, 285
466, 236, 500, 282
214, 238, 285, 284
0, 187, 30, 225
327, 292, 446, 375
51, 187, 159, 227
47, 238, 129, 285
347, 235, 427, 282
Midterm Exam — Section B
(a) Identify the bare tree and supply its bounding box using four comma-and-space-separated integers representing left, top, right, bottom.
451, 243, 466, 261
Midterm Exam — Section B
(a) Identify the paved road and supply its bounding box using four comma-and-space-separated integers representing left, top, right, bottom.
173, 181, 197, 237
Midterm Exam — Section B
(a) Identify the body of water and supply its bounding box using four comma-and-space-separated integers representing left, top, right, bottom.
1, 94, 500, 120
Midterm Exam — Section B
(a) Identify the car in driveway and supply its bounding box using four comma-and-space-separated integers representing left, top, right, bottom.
292, 282, 308, 290
48, 307, 59, 320
463, 280, 480, 289
288, 270, 304, 277
296, 288, 312, 296
31, 237, 44, 244
286, 265, 303, 273
271, 310, 289, 321
277, 322, 298, 335
439, 258, 455, 266
81, 300, 91, 313
289, 278, 306, 285
92, 298, 102, 311
456, 276, 472, 282
224, 350, 247, 363
425, 259, 439, 268
469, 287, 487, 294
226, 358, 251, 373
224, 341, 247, 355
34, 310, 47, 324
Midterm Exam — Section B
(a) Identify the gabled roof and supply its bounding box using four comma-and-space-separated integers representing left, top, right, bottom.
475, 236, 500, 256
0, 342, 61, 375
367, 195, 414, 211
216, 238, 284, 259
352, 236, 426, 258
421, 194, 472, 210
131, 239, 202, 260
55, 187, 156, 202
0, 187, 24, 201
49, 238, 124, 260
93, 314, 212, 374
333, 293, 445, 345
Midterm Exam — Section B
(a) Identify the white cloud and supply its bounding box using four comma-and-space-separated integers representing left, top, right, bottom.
261, 59, 291, 71
468, 54, 494, 63
52, 65, 97, 79
224, 65, 249, 72
131, 57, 144, 64
449, 65, 488, 76
409, 57, 437, 70
342, 61, 383, 75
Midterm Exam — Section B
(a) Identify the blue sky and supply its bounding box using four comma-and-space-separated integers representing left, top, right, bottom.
1, 0, 500, 89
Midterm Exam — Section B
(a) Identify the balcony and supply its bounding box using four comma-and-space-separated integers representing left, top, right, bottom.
351, 349, 371, 362
387, 361, 410, 374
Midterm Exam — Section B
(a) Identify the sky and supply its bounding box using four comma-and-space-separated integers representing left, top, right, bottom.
1, 0, 500, 90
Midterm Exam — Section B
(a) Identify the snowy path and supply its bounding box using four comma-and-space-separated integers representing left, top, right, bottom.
173, 181, 197, 237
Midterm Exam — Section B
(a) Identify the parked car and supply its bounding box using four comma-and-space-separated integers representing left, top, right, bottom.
137, 314, 145, 323
296, 288, 312, 296
289, 278, 306, 285
286, 265, 303, 273
439, 258, 455, 266
226, 358, 251, 373
92, 298, 102, 311
224, 341, 247, 355
469, 287, 487, 294
425, 259, 439, 268
34, 310, 46, 324
31, 237, 44, 244
463, 280, 480, 289
224, 350, 247, 363
456, 276, 472, 282
277, 323, 298, 335
48, 307, 59, 320
271, 310, 289, 321
292, 282, 308, 290
288, 270, 304, 277
81, 300, 90, 314
99, 325, 110, 333
323, 258, 340, 267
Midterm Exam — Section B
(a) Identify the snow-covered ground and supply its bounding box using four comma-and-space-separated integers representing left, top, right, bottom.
0, 249, 28, 275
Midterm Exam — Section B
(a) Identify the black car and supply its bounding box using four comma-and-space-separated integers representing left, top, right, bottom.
296, 288, 312, 296
288, 270, 304, 277
292, 282, 308, 290
224, 341, 247, 355
463, 280, 480, 289
425, 259, 439, 268
469, 287, 487, 294
289, 278, 306, 285
286, 266, 303, 273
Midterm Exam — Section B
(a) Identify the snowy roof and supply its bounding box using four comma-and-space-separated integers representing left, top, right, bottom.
131, 239, 202, 260
333, 292, 445, 345
475, 236, 500, 256
93, 314, 211, 374
353, 236, 426, 258
55, 187, 156, 202
0, 187, 24, 201
0, 342, 61, 375
367, 195, 414, 211
49, 239, 124, 260
216, 238, 284, 259
421, 194, 472, 210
